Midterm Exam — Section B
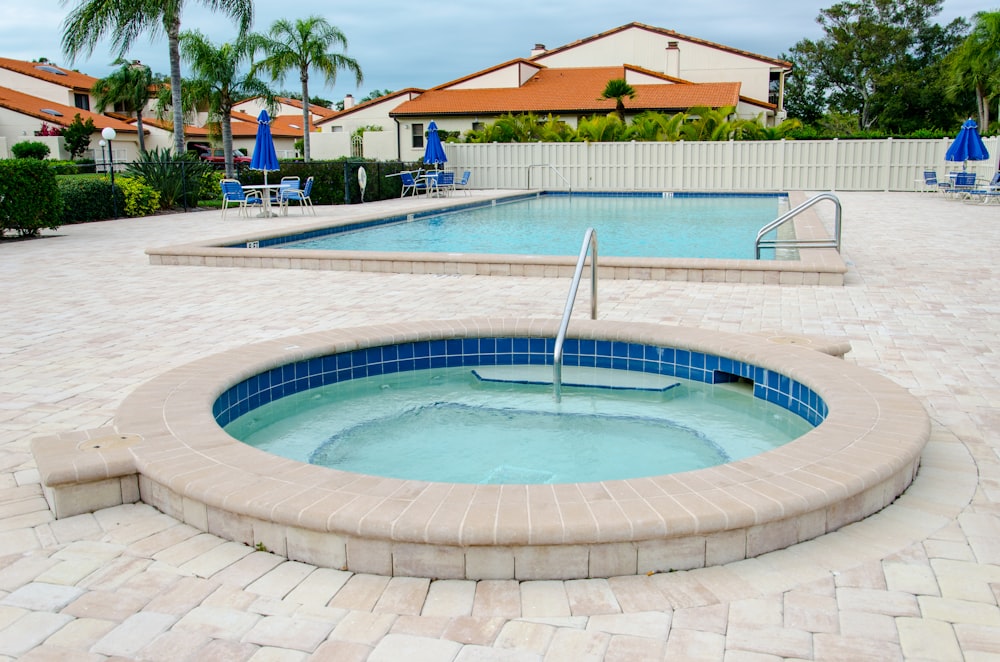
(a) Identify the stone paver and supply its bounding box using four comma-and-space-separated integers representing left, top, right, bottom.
1, 192, 999, 659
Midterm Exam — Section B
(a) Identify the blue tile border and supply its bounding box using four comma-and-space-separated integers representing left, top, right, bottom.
214, 337, 827, 430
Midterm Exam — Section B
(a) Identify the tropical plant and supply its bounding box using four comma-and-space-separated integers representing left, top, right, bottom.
946, 11, 1000, 132
253, 16, 363, 162
624, 111, 687, 141
574, 114, 627, 142
679, 106, 738, 141
179, 30, 273, 178
35, 123, 63, 136
62, 114, 96, 159
600, 78, 637, 121
537, 114, 574, 142
60, 0, 254, 155
92, 58, 154, 152
11, 142, 51, 160
0, 159, 63, 236
124, 147, 212, 209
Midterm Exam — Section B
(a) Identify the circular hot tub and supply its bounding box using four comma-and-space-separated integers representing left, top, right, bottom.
115, 318, 929, 580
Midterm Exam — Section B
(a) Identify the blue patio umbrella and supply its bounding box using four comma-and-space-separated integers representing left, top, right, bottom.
945, 118, 989, 170
250, 109, 280, 185
423, 120, 447, 169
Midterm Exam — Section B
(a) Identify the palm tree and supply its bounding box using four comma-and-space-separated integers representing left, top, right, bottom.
92, 58, 153, 152
946, 11, 1000, 132
600, 78, 637, 122
254, 16, 363, 162
179, 30, 273, 178
61, 0, 254, 155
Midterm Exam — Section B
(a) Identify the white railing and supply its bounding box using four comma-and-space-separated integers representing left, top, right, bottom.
445, 136, 1000, 192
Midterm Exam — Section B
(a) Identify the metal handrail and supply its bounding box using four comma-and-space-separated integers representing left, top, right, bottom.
755, 192, 842, 259
528, 164, 571, 190
553, 228, 598, 402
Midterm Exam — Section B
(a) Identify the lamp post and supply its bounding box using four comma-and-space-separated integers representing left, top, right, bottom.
98, 140, 106, 174
101, 127, 117, 218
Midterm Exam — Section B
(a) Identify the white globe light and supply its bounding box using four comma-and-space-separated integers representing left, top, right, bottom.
101, 127, 116, 141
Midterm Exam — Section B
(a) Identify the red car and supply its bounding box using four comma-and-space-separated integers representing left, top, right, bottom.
196, 146, 251, 167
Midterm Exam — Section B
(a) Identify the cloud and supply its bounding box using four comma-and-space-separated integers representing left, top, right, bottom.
4, 0, 987, 102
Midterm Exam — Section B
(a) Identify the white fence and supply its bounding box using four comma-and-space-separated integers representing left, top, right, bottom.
446, 137, 1000, 192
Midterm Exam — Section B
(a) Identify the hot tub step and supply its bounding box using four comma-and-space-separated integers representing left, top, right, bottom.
472, 365, 680, 392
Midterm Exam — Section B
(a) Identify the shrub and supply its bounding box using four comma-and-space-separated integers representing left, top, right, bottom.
198, 169, 225, 201
0, 159, 63, 236
48, 160, 83, 175
116, 176, 160, 217
11, 141, 51, 160
125, 148, 212, 208
57, 177, 125, 224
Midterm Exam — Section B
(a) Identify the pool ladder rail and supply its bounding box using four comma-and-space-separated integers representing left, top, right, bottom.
755, 192, 842, 259
553, 227, 597, 402
527, 164, 571, 191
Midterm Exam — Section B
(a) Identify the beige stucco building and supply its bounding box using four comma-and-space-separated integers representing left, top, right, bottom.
313, 23, 791, 162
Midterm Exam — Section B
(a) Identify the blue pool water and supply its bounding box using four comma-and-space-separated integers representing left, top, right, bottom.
226, 366, 813, 484
278, 193, 786, 259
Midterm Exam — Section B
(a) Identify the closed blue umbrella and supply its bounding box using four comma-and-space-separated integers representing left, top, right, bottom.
945, 118, 989, 170
250, 109, 280, 185
423, 120, 447, 169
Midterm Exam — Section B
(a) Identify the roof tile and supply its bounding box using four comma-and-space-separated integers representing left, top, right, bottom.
392, 66, 742, 116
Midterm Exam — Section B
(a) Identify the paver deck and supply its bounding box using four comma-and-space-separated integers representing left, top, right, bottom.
1, 190, 998, 660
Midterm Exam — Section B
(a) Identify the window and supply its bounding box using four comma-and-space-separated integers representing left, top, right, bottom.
411, 123, 424, 149
769, 72, 782, 107
472, 122, 485, 133
330, 125, 343, 133
74, 93, 90, 111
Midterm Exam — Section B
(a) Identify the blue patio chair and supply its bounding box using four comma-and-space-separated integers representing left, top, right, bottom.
918, 170, 952, 195
455, 171, 471, 196
949, 171, 977, 199
280, 176, 315, 214
962, 172, 1000, 203
399, 171, 428, 197
221, 178, 260, 219
437, 171, 455, 196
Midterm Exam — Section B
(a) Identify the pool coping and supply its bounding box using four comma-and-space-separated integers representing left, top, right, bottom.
31, 319, 928, 580
145, 191, 848, 285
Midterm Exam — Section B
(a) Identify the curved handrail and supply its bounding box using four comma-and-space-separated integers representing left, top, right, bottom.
553, 228, 597, 402
528, 164, 571, 190
755, 192, 842, 259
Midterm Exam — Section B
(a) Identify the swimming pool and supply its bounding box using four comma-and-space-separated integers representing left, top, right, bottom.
147, 190, 848, 284
278, 194, 785, 260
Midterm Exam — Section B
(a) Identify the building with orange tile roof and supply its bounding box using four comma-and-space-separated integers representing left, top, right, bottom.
312, 22, 791, 162
0, 57, 303, 160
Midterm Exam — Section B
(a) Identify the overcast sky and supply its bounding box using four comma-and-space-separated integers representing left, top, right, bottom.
2, 0, 986, 104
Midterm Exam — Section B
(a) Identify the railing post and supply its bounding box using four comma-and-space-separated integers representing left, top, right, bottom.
553, 228, 598, 402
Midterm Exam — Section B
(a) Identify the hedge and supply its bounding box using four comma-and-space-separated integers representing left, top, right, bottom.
0, 159, 63, 237
57, 177, 126, 225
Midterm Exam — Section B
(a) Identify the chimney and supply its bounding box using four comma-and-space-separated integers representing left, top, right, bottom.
530, 43, 546, 57
343, 94, 355, 110
665, 41, 680, 78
